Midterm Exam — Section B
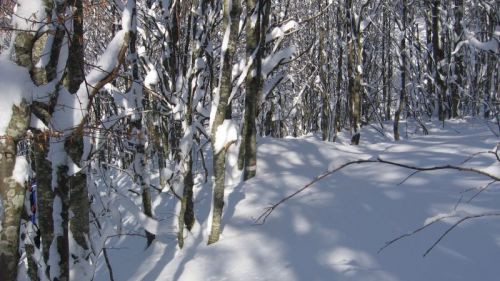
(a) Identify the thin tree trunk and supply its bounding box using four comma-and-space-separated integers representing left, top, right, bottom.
432, 0, 446, 121
394, 0, 407, 141
240, 0, 265, 180
333, 6, 343, 141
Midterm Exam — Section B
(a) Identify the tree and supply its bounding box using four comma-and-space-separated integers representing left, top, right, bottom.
208, 0, 241, 245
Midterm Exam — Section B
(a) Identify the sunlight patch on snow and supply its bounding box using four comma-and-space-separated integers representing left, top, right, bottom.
384, 190, 405, 200
291, 211, 311, 235
318, 247, 376, 273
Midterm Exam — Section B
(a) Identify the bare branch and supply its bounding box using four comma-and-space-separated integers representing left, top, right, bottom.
254, 156, 499, 224
423, 212, 500, 257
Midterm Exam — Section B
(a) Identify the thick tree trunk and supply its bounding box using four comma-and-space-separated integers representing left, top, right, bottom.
0, 102, 30, 281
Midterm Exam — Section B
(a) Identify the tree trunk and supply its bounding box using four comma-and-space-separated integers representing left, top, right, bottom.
346, 0, 362, 144
208, 0, 241, 245
451, 0, 463, 118
432, 0, 446, 121
0, 102, 30, 281
32, 130, 53, 279
65, 0, 91, 273
333, 6, 343, 141
394, 0, 407, 141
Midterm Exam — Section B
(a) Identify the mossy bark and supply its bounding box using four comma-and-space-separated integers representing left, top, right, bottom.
0, 102, 30, 281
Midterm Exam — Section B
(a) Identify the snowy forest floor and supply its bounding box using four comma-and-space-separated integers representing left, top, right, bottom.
93, 118, 500, 281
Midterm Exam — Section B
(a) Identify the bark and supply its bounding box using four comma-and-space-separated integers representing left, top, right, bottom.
432, 0, 446, 121
382, 9, 392, 121
346, 0, 362, 145
129, 0, 155, 247
0, 102, 30, 281
451, 0, 464, 118
65, 0, 90, 264
333, 6, 343, 141
319, 26, 330, 141
394, 0, 407, 141
239, 0, 265, 180
178, 2, 198, 248
32, 130, 53, 279
53, 165, 70, 281
208, 0, 241, 245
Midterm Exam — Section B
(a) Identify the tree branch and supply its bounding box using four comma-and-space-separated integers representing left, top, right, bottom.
254, 156, 499, 224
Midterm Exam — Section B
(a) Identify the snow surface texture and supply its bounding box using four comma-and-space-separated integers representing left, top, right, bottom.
90, 118, 499, 281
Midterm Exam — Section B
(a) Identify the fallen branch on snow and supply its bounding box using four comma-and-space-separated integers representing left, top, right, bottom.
254, 156, 499, 225
254, 152, 500, 257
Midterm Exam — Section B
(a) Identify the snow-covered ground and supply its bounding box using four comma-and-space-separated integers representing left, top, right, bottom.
93, 118, 498, 280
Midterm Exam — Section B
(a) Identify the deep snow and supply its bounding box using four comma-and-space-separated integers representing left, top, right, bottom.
90, 118, 500, 281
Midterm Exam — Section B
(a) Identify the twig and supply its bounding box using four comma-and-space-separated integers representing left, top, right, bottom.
422, 212, 500, 257
465, 180, 497, 204
377, 214, 459, 254
254, 157, 375, 224
254, 156, 500, 224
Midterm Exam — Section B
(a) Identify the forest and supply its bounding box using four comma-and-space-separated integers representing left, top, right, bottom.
0, 0, 498, 280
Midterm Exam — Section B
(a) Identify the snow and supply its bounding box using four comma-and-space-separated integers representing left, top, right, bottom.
221, 23, 231, 54
12, 0, 46, 31
179, 126, 194, 158
51, 30, 127, 133
213, 119, 238, 154
29, 114, 48, 130
122, 0, 136, 32
144, 68, 159, 87
266, 20, 299, 43
468, 37, 498, 53
262, 46, 296, 77
453, 31, 500, 55
12, 155, 29, 185
92, 118, 500, 281
0, 57, 33, 135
